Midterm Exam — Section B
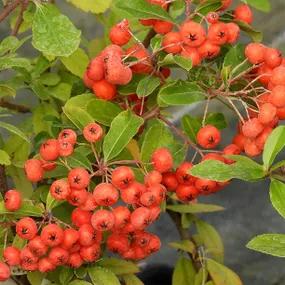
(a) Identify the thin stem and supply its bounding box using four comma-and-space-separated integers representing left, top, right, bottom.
0, 99, 31, 113
11, 0, 29, 36
91, 143, 100, 165
226, 98, 245, 123
0, 0, 21, 22
0, 165, 8, 194
202, 96, 210, 126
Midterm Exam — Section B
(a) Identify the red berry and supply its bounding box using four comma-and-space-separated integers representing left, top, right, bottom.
41, 224, 64, 247
28, 236, 48, 257
121, 182, 145, 204
80, 244, 100, 262
109, 19, 131, 46
130, 207, 152, 230
83, 122, 103, 142
112, 166, 135, 190
68, 167, 90, 189
264, 48, 282, 69
257, 65, 273, 85
206, 12, 219, 24
223, 144, 241, 156
197, 125, 221, 149
153, 20, 173, 35
245, 43, 265, 64
232, 133, 246, 151
234, 4, 253, 24
58, 141, 74, 157
83, 71, 95, 89
24, 159, 44, 182
3, 246, 20, 266
62, 228, 79, 249
91, 209, 115, 231
49, 247, 69, 266
50, 179, 71, 200
140, 19, 156, 26
162, 172, 179, 192
145, 234, 161, 254
68, 188, 88, 206
202, 153, 225, 163
0, 262, 10, 281
175, 162, 195, 185
220, 0, 232, 10
4, 189, 21, 211
58, 129, 77, 145
176, 185, 199, 202
92, 79, 117, 101
181, 47, 201, 66
162, 32, 182, 54
38, 257, 55, 273
271, 67, 285, 86
144, 170, 162, 186
207, 22, 228, 45
113, 206, 131, 229
87, 57, 105, 82
107, 233, 130, 254
255, 127, 273, 149
78, 224, 102, 246
197, 40, 220, 59
270, 85, 285, 108
242, 118, 264, 139
226, 23, 240, 44
71, 207, 92, 228
180, 21, 206, 47
195, 178, 217, 194
68, 253, 83, 268
16, 217, 37, 240
93, 183, 119, 206
151, 147, 173, 173
258, 103, 277, 124
244, 139, 262, 157
79, 193, 97, 211
20, 246, 38, 265
40, 139, 60, 161
41, 160, 56, 171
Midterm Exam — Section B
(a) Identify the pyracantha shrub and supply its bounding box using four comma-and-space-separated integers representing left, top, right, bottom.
1, 0, 285, 284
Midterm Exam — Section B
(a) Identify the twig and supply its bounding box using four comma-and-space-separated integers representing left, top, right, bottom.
143, 29, 156, 48
0, 99, 31, 113
0, 165, 8, 194
0, 0, 21, 22
11, 0, 29, 36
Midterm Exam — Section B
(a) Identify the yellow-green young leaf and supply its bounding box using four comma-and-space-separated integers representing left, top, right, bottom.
69, 280, 92, 285
103, 110, 144, 162
74, 267, 87, 279
196, 220, 224, 263
46, 192, 64, 211
12, 235, 26, 249
263, 126, 285, 170
61, 48, 89, 78
88, 266, 121, 285
169, 240, 195, 254
194, 268, 208, 285
242, 0, 271, 12
181, 115, 201, 143
114, 0, 174, 22
207, 259, 242, 285
0, 201, 44, 217
158, 80, 205, 106
27, 271, 45, 285
67, 0, 112, 14
97, 258, 139, 275
136, 75, 161, 98
0, 121, 30, 143
195, 0, 222, 16
0, 149, 11, 165
0, 57, 31, 71
32, 4, 81, 56
270, 179, 285, 219
158, 54, 192, 71
172, 257, 196, 285
0, 84, 16, 98
122, 274, 143, 285
59, 267, 74, 285
87, 99, 122, 126
246, 234, 285, 257
167, 203, 224, 214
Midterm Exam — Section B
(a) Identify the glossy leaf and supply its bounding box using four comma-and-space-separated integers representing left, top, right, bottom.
103, 110, 144, 161
122, 274, 144, 285
0, 121, 30, 143
0, 201, 44, 217
97, 258, 139, 275
236, 20, 262, 42
169, 240, 195, 254
242, 0, 271, 12
205, 113, 227, 130
172, 257, 196, 285
158, 54, 192, 71
88, 266, 121, 285
136, 75, 161, 97
67, 0, 112, 14
167, 203, 224, 213
181, 115, 201, 143
270, 179, 285, 219
0, 149, 11, 165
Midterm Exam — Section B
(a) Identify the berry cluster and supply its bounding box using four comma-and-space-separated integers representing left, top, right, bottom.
232, 44, 285, 157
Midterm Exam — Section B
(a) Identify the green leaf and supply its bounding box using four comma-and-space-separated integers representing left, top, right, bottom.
0, 149, 11, 165
114, 0, 174, 22
191, 157, 265, 182
69, 280, 92, 285
0, 36, 30, 55
122, 274, 143, 285
98, 258, 139, 275
205, 113, 227, 130
0, 201, 44, 217
0, 121, 30, 143
59, 267, 74, 285
39, 73, 61, 86
0, 84, 16, 98
103, 110, 144, 161
167, 203, 224, 214
246, 234, 285, 257
242, 0, 271, 12
67, 0, 112, 14
74, 267, 87, 279
196, 220, 224, 263
46, 192, 64, 211
118, 74, 145, 95
159, 54, 192, 71
181, 115, 201, 143
49, 82, 72, 101
61, 48, 89, 78
0, 57, 31, 71
194, 268, 208, 285
88, 266, 121, 285
195, 0, 222, 16
141, 122, 174, 163
236, 20, 262, 42
207, 259, 242, 285
158, 81, 205, 106
169, 240, 195, 254
136, 76, 161, 98
87, 99, 122, 126
66, 149, 92, 171
172, 257, 196, 285
12, 235, 26, 249
270, 179, 285, 219
32, 4, 81, 56
27, 271, 45, 285
263, 126, 285, 170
